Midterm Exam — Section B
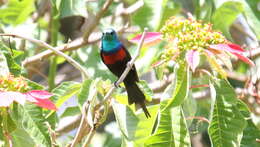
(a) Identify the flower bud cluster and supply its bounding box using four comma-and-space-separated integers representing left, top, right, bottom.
160, 17, 226, 61
0, 74, 29, 92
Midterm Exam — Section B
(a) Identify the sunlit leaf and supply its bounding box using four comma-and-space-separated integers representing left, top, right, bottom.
20, 104, 52, 146
212, 1, 244, 39
60, 106, 80, 118
241, 119, 260, 147
51, 81, 81, 107
112, 101, 159, 146
243, 0, 260, 39
145, 62, 191, 147
52, 0, 86, 18
0, 52, 9, 76
137, 80, 153, 102
11, 128, 36, 147
145, 104, 191, 147
164, 62, 189, 109
0, 0, 35, 25
208, 79, 247, 147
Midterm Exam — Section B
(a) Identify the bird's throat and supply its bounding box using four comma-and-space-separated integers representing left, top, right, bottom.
102, 40, 121, 53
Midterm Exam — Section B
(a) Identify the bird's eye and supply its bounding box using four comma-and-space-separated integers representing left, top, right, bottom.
110, 32, 113, 35
102, 32, 105, 36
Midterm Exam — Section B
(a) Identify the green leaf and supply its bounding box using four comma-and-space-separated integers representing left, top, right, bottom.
164, 63, 189, 109
145, 104, 191, 147
212, 1, 244, 39
6, 113, 17, 133
3, 52, 21, 76
112, 102, 159, 146
182, 92, 197, 127
20, 104, 52, 147
241, 119, 260, 147
137, 80, 153, 102
0, 52, 9, 76
0, 0, 35, 25
51, 81, 81, 107
26, 79, 44, 90
52, 0, 86, 18
132, 0, 180, 31
236, 99, 251, 118
61, 106, 80, 118
145, 63, 191, 146
11, 128, 36, 147
243, 0, 260, 39
0, 43, 24, 76
208, 79, 247, 147
77, 79, 93, 107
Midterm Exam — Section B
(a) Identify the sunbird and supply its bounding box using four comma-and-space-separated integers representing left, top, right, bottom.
100, 28, 151, 118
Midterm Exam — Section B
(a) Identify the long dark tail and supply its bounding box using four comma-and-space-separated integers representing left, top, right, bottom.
124, 82, 151, 118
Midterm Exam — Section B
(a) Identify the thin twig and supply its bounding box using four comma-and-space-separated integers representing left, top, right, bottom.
83, 127, 96, 147
70, 102, 90, 147
0, 34, 89, 80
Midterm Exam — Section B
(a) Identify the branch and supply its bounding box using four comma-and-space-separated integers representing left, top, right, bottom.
0, 34, 90, 79
70, 102, 90, 147
83, 0, 114, 40
22, 35, 98, 66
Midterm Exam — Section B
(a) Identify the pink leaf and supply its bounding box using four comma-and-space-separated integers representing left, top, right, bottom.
27, 90, 53, 99
0, 91, 26, 107
34, 98, 57, 110
209, 44, 244, 53
227, 43, 245, 52
25, 93, 37, 102
186, 50, 200, 72
232, 52, 255, 66
130, 32, 162, 47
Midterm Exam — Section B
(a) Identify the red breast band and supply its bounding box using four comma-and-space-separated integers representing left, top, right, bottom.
102, 48, 126, 64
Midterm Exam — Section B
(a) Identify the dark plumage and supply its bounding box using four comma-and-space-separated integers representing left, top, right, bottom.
100, 28, 151, 118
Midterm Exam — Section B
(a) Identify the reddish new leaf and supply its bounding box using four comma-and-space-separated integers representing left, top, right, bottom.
27, 90, 53, 99
130, 32, 162, 47
186, 50, 200, 72
232, 52, 255, 66
209, 44, 244, 53
34, 98, 57, 110
209, 43, 254, 66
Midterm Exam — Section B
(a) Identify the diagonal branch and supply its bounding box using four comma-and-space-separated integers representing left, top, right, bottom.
0, 34, 89, 79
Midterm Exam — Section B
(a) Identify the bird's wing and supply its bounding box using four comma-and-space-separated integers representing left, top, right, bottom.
121, 45, 140, 82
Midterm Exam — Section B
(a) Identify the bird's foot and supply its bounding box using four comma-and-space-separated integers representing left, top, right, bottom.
114, 81, 121, 88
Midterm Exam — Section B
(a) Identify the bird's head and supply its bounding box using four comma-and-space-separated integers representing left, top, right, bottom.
101, 28, 121, 52
102, 28, 118, 42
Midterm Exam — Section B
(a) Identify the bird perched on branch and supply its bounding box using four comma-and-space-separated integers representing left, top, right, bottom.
100, 28, 151, 118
